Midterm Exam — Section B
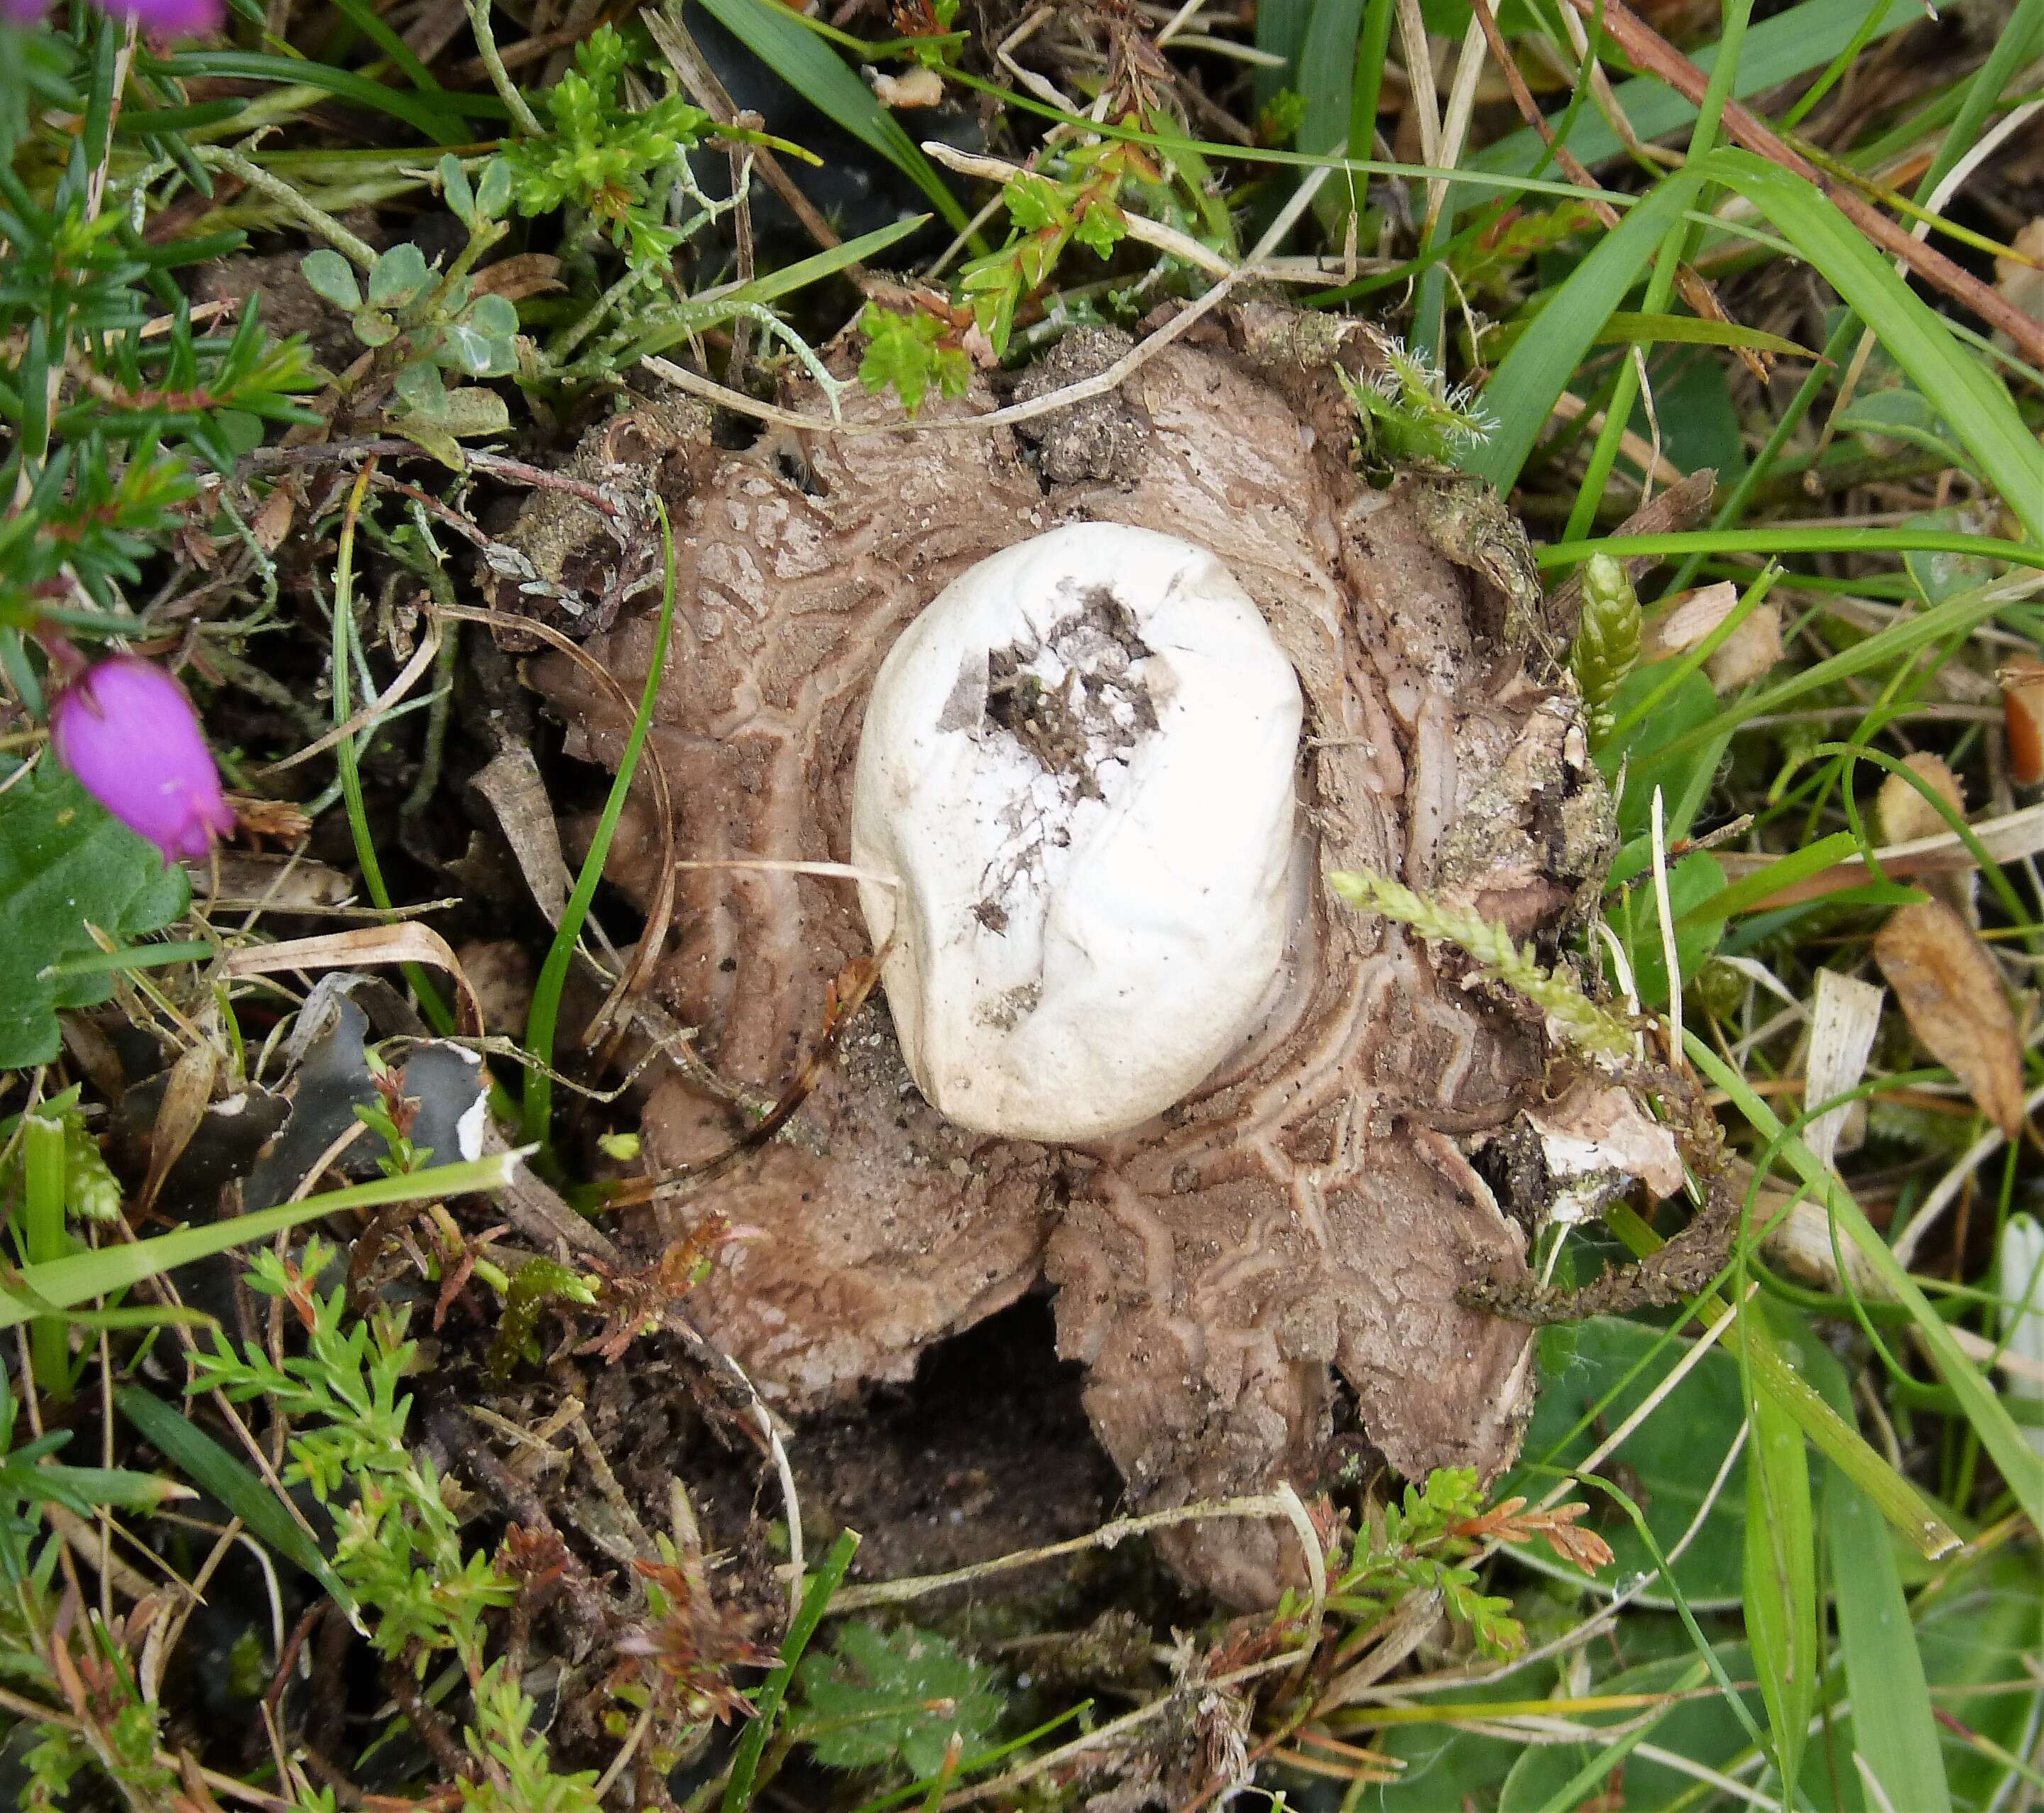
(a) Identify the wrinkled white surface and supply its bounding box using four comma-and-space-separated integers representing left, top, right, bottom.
851, 522, 1303, 1141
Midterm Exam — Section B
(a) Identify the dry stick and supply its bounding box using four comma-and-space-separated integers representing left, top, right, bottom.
1556, 0, 2044, 366
817, 1491, 1328, 1613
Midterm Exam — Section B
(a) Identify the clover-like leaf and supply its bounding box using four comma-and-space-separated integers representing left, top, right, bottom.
439, 154, 477, 229
466, 293, 519, 339
300, 248, 361, 311
476, 157, 514, 219
368, 242, 433, 310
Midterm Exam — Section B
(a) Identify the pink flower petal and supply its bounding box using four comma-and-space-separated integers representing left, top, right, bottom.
50, 655, 236, 863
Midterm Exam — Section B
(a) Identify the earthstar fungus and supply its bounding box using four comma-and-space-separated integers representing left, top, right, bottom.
529, 312, 1615, 1606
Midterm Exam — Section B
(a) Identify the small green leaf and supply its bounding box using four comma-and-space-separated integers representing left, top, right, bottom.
439, 321, 498, 376
439, 153, 476, 227
352, 310, 398, 349
393, 359, 447, 412
794, 1623, 1004, 1780
368, 242, 432, 309
466, 292, 518, 339
1071, 200, 1125, 258
300, 248, 361, 310
476, 156, 513, 219
0, 764, 190, 1070
857, 303, 969, 417
428, 387, 511, 438
1004, 172, 1066, 232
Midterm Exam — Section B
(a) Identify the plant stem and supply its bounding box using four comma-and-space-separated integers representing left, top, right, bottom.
462, 0, 544, 136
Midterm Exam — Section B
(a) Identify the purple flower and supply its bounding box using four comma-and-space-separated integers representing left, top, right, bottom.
0, 0, 223, 33
50, 655, 236, 862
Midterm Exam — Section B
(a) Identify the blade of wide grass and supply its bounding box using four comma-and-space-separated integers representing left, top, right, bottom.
694, 0, 975, 240
1298, 0, 1367, 170
1688, 1037, 2044, 1531
1468, 163, 1708, 491
0, 1151, 523, 1331
116, 1385, 344, 1604
21, 1114, 72, 1405
1827, 1470, 1954, 1813
1742, 1322, 1818, 1794
159, 50, 485, 143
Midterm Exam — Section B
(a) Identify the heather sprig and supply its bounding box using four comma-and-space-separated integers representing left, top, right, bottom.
0, 11, 317, 647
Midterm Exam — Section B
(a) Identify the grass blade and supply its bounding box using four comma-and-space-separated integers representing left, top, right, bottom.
1298, 0, 1367, 167
1467, 165, 1707, 492
520, 501, 679, 1144
116, 1386, 344, 1603
723, 1529, 860, 1813
1534, 527, 2044, 576
159, 50, 484, 143
21, 1113, 72, 1405
1713, 148, 2044, 545
1688, 1036, 2044, 1531
1827, 1469, 1953, 1813
0, 1151, 523, 1332
693, 0, 974, 239
1742, 1345, 1817, 1790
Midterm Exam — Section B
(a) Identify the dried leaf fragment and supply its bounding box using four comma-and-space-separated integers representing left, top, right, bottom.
1877, 750, 1964, 848
1873, 899, 2024, 1138
1999, 658, 2044, 788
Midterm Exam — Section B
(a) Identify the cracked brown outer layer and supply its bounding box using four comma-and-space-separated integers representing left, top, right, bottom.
530, 322, 1607, 1606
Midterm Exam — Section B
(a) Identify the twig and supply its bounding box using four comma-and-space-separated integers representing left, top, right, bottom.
814, 1491, 1326, 1612
194, 148, 377, 269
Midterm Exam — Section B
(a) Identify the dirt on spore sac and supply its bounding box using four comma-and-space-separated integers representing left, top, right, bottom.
520, 302, 1616, 1612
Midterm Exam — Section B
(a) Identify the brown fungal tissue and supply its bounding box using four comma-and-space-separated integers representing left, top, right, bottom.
529, 307, 1614, 1608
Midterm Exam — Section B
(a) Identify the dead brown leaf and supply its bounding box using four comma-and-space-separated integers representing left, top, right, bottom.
470, 253, 565, 303
1704, 603, 1782, 693
1999, 657, 2044, 788
1873, 899, 2025, 1138
1877, 750, 1964, 846
1640, 581, 1739, 663
223, 925, 483, 1036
